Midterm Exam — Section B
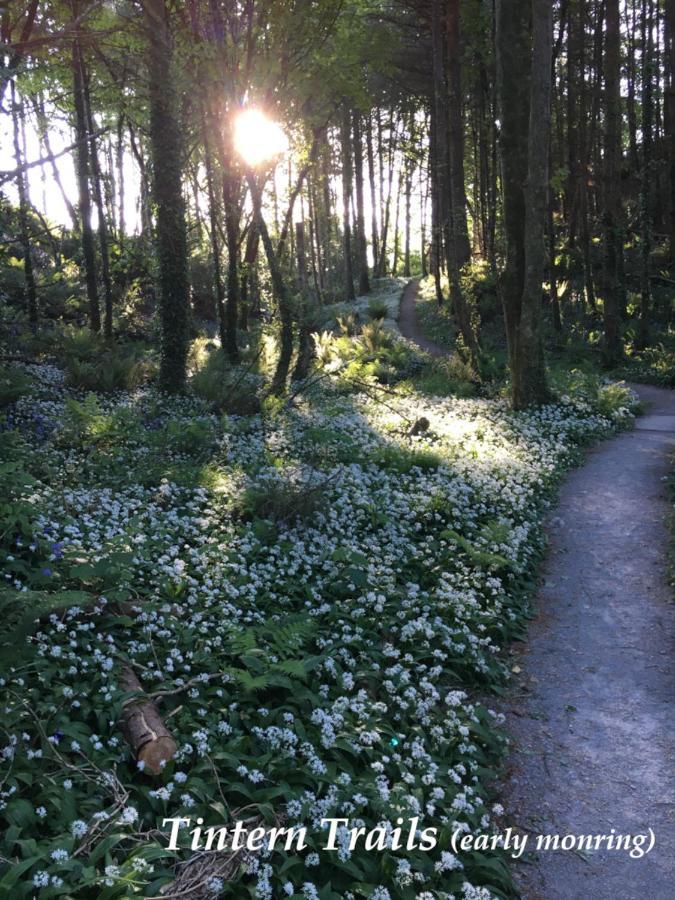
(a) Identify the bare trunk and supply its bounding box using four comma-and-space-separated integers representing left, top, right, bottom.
446, 0, 471, 265
340, 105, 356, 299
71, 3, 100, 332
10, 82, 38, 325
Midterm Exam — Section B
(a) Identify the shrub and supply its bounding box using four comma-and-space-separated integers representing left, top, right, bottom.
237, 475, 328, 525
357, 320, 393, 355
336, 312, 359, 335
64, 352, 152, 392
191, 351, 262, 415
0, 366, 32, 408
366, 297, 388, 321
162, 418, 217, 455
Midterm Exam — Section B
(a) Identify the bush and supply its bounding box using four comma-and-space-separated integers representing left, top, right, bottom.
191, 351, 262, 415
336, 312, 359, 335
237, 474, 328, 525
366, 297, 388, 321
64, 352, 154, 392
162, 418, 217, 455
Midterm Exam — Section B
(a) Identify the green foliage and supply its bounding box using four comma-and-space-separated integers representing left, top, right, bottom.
614, 341, 675, 387
190, 350, 262, 415
408, 356, 478, 398
64, 352, 154, 393
0, 366, 32, 408
366, 297, 388, 321
236, 475, 328, 525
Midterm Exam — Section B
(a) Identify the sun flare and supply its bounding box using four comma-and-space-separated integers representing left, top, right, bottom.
234, 109, 288, 167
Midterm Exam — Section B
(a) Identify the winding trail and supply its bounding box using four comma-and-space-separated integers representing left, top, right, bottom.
397, 282, 675, 897
398, 278, 445, 357
501, 382, 675, 898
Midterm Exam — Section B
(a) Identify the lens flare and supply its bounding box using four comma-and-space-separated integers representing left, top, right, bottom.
234, 109, 288, 166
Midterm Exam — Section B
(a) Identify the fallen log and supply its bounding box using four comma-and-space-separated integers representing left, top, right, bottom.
119, 665, 177, 775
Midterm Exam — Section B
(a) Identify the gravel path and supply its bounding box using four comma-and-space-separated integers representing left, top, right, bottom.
501, 383, 675, 898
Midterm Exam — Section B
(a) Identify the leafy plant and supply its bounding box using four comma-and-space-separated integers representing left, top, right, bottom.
366, 298, 388, 321
0, 366, 32, 408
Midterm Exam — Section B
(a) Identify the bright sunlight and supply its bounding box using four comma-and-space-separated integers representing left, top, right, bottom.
234, 108, 288, 167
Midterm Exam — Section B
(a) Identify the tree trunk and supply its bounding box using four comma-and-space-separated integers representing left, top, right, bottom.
71, 3, 100, 333
601, 0, 624, 364
340, 104, 356, 299
352, 112, 370, 294
496, 0, 532, 366
446, 0, 471, 265
667, 0, 675, 267
203, 116, 227, 348
10, 82, 38, 326
366, 115, 380, 275
247, 173, 294, 395
292, 220, 314, 381
119, 666, 177, 776
433, 0, 477, 361
637, 0, 654, 349
83, 67, 113, 340
222, 171, 241, 362
144, 0, 190, 392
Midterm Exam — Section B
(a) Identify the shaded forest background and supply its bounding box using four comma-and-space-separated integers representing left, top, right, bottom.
1, 0, 674, 407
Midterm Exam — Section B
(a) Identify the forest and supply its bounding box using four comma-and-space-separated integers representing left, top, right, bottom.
0, 0, 673, 898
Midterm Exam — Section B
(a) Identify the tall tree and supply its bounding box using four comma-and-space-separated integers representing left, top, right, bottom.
601, 0, 624, 364
514, 0, 552, 408
143, 0, 190, 392
10, 81, 38, 326
352, 111, 370, 294
667, 0, 675, 266
497, 0, 550, 407
446, 0, 471, 265
341, 104, 356, 299
71, 1, 100, 332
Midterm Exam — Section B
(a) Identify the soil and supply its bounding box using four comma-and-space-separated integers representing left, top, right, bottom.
398, 278, 446, 357
500, 383, 675, 899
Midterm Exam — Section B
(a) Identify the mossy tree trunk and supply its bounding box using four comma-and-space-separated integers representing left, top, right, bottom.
144, 0, 190, 393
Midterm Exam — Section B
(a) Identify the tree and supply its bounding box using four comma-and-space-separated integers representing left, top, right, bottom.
601, 0, 624, 365
71, 0, 100, 333
143, 0, 190, 393
514, 0, 552, 408
10, 81, 38, 326
496, 0, 550, 408
341, 105, 356, 299
352, 111, 370, 294
446, 0, 471, 266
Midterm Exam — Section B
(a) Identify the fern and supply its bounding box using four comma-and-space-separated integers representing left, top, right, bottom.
0, 588, 92, 673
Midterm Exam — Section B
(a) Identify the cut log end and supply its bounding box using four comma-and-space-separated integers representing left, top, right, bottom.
119, 665, 178, 775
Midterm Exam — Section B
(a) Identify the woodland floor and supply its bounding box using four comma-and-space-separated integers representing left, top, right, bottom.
402, 283, 675, 899
398, 278, 445, 356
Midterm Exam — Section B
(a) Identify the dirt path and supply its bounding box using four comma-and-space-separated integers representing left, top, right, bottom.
398, 278, 445, 357
501, 383, 675, 898
396, 279, 674, 896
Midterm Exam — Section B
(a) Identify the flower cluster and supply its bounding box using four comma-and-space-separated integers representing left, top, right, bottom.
0, 359, 635, 896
